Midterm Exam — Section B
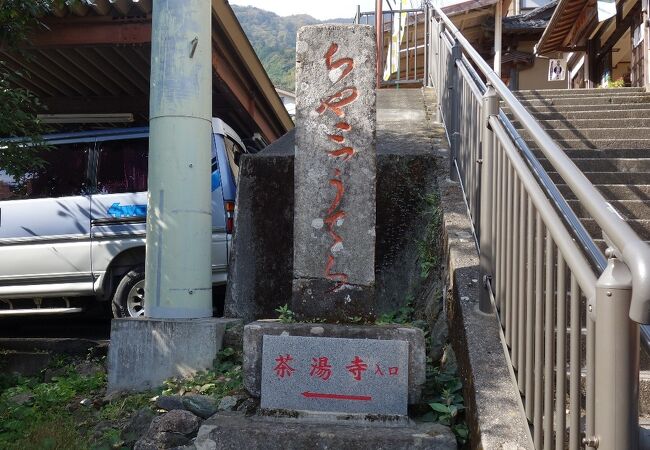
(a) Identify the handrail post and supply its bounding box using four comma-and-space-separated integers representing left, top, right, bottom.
591, 256, 640, 449
375, 0, 383, 89
435, 20, 443, 122
449, 38, 461, 180
423, 4, 429, 87
478, 83, 498, 313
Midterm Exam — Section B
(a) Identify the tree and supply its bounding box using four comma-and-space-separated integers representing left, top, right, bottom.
0, 0, 54, 186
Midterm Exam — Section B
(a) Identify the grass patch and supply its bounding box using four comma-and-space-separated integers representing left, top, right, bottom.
0, 360, 105, 450
0, 347, 244, 450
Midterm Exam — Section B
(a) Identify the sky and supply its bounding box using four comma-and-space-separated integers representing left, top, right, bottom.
228, 0, 422, 20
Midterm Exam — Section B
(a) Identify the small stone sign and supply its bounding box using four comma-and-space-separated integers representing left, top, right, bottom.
260, 335, 408, 416
292, 24, 377, 321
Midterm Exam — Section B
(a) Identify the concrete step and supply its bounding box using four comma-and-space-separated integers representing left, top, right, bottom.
526, 138, 650, 149
515, 87, 645, 97
566, 199, 650, 220
504, 103, 650, 114
557, 184, 650, 201
538, 157, 650, 173
513, 118, 650, 130
549, 171, 650, 185
579, 218, 650, 240
513, 109, 650, 121
532, 148, 650, 159
517, 127, 650, 142
516, 95, 650, 107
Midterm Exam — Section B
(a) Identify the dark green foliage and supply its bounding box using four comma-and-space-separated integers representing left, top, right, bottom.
0, 0, 55, 177
0, 0, 52, 47
232, 5, 350, 91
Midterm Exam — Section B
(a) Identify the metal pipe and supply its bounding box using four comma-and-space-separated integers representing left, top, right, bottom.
586, 312, 596, 448
524, 195, 534, 419
556, 254, 567, 449
569, 274, 580, 450
376, 0, 383, 88
414, 11, 419, 83
593, 258, 640, 449
449, 39, 461, 180
533, 213, 544, 448
146, 0, 213, 318
511, 176, 520, 366
505, 162, 514, 346
544, 231, 554, 450
478, 84, 498, 313
517, 184, 526, 392
498, 140, 506, 311
494, 0, 502, 77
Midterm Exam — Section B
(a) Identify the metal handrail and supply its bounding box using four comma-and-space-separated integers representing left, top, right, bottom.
430, 2, 650, 324
456, 50, 607, 272
454, 50, 650, 355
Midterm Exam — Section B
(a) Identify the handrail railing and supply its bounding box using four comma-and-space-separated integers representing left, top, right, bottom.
423, 1, 649, 448
429, 3, 650, 323
356, 3, 427, 87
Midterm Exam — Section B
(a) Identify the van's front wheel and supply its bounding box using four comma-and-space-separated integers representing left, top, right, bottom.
112, 266, 146, 318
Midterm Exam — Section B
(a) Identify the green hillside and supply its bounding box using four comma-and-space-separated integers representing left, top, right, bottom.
232, 5, 350, 92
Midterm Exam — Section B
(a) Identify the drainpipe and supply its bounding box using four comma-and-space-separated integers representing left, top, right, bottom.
145, 0, 213, 318
494, 0, 502, 77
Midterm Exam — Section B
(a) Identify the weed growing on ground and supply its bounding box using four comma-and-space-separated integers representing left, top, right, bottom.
380, 302, 469, 447
275, 303, 296, 323
421, 357, 469, 445
161, 347, 243, 399
376, 298, 415, 325
417, 192, 442, 279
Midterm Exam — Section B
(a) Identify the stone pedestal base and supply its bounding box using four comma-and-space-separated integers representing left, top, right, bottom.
243, 321, 426, 404
107, 317, 241, 393
193, 411, 457, 450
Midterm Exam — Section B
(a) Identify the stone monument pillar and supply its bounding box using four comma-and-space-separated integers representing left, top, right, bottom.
292, 25, 377, 321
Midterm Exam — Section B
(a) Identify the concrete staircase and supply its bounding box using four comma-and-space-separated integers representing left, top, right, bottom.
509, 87, 650, 420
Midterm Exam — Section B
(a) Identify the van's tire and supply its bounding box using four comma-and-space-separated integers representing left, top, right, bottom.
112, 265, 146, 318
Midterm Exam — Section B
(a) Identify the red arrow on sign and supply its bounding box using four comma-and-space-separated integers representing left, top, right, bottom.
301, 391, 372, 401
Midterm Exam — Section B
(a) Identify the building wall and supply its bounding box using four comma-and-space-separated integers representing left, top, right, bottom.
517, 41, 566, 90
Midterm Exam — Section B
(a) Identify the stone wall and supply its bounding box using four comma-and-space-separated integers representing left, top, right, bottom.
224, 129, 438, 322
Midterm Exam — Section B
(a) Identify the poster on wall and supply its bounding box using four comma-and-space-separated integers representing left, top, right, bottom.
548, 59, 566, 81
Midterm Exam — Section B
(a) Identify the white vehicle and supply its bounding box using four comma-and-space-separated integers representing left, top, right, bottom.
0, 118, 244, 318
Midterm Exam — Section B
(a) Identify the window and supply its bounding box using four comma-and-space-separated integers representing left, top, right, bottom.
224, 137, 243, 182
96, 138, 148, 194
0, 143, 90, 200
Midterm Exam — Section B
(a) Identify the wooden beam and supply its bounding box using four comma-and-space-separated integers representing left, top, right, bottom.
562, 0, 597, 48
27, 21, 151, 48
597, 2, 640, 59
211, 45, 279, 142
40, 96, 148, 114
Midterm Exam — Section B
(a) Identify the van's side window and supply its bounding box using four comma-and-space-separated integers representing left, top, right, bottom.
96, 138, 148, 194
0, 143, 90, 200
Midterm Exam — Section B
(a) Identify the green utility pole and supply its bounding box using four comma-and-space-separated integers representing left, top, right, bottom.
146, 0, 213, 318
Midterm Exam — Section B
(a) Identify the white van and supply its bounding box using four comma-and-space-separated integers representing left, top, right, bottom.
0, 118, 244, 318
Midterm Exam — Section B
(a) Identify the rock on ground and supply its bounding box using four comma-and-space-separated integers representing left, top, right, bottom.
121, 407, 155, 447
134, 410, 202, 450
